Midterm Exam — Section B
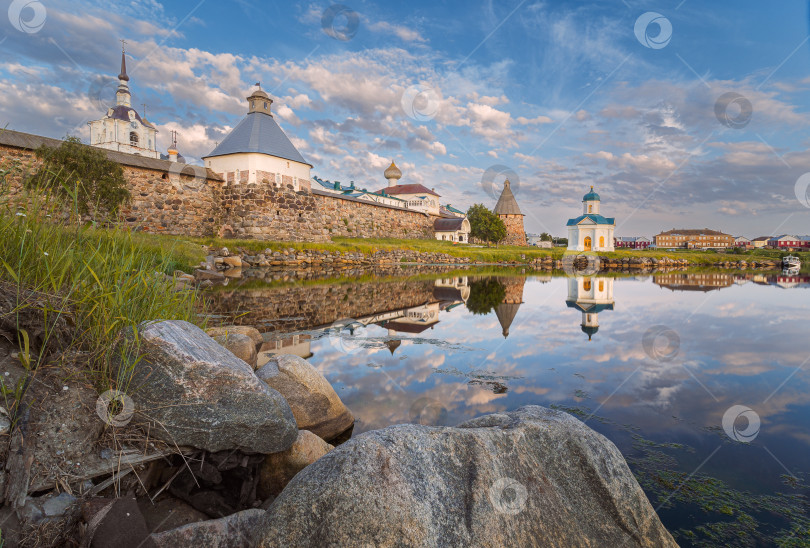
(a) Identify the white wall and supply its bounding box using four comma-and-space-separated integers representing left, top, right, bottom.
206, 152, 311, 187
567, 224, 615, 252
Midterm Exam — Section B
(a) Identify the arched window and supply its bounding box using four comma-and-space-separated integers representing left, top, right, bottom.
129, 132, 139, 146
584, 279, 592, 291
588, 205, 593, 213
599, 280, 604, 292
264, 101, 268, 110
584, 236, 592, 251
599, 236, 605, 248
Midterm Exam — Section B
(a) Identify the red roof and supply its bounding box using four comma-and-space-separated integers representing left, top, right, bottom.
376, 184, 440, 197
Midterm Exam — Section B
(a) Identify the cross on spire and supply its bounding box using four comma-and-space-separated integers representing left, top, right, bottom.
141, 103, 147, 118
120, 39, 127, 52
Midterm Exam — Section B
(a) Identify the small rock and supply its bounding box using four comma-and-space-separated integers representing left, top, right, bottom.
223, 256, 242, 268
256, 354, 354, 441
212, 333, 258, 369
205, 326, 263, 350
194, 269, 225, 282
258, 430, 333, 498
149, 508, 264, 548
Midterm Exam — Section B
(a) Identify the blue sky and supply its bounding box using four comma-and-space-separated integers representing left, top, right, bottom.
2, 0, 810, 236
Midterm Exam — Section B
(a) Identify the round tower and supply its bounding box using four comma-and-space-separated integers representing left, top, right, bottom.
493, 179, 526, 246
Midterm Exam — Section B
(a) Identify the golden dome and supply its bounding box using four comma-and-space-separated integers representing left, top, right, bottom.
384, 160, 402, 180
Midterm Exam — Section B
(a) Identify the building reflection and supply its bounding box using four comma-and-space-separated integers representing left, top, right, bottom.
654, 272, 734, 292
316, 277, 472, 355
257, 333, 313, 367
566, 277, 615, 341
495, 277, 526, 338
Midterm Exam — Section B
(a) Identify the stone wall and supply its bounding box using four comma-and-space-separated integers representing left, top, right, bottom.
219, 183, 435, 242
206, 278, 441, 333
499, 214, 527, 246
0, 138, 224, 237
0, 131, 437, 242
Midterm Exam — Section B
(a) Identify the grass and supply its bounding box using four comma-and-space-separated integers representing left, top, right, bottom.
147, 234, 808, 267
0, 179, 204, 402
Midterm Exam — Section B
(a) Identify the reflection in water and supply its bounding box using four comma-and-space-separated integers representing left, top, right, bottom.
566, 276, 615, 341
207, 269, 810, 546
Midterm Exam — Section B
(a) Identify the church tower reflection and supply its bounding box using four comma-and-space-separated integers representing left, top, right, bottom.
566, 277, 614, 341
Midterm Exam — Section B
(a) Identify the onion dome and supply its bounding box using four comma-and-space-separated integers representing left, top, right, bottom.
384, 160, 402, 181
583, 185, 600, 202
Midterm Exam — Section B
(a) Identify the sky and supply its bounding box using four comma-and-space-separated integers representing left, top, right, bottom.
2, 0, 810, 237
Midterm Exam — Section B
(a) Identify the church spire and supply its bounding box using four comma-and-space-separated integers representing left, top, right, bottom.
116, 40, 131, 107
118, 40, 129, 82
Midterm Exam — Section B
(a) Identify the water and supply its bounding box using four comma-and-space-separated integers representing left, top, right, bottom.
207, 269, 810, 546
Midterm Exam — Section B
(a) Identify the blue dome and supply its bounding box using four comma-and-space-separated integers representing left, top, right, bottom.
583, 186, 600, 201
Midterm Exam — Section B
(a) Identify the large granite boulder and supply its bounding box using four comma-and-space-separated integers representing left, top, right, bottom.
256, 354, 353, 440
254, 406, 676, 547
258, 430, 334, 498
123, 320, 297, 453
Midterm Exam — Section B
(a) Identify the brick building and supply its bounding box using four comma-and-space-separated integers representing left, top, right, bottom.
654, 229, 734, 249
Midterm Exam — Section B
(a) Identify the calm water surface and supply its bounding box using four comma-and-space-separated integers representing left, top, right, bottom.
208, 269, 810, 546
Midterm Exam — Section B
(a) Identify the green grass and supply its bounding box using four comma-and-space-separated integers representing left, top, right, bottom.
0, 186, 205, 396
153, 234, 805, 267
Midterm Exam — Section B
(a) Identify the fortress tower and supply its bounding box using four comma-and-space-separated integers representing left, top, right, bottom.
493, 179, 526, 246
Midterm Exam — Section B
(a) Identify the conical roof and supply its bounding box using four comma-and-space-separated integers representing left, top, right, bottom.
494, 301, 521, 338
493, 179, 522, 215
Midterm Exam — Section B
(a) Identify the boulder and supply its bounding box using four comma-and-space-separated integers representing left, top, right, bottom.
258, 430, 333, 498
223, 256, 242, 268
212, 333, 258, 369
256, 354, 354, 440
150, 508, 264, 548
122, 320, 297, 453
206, 326, 264, 350
254, 406, 677, 548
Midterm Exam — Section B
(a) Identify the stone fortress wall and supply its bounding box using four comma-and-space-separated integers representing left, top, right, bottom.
0, 131, 435, 242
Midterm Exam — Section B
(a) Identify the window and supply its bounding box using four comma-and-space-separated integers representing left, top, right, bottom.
251, 101, 255, 109
588, 205, 593, 213
599, 236, 605, 248
584, 279, 591, 291
129, 132, 139, 146
599, 280, 604, 292
264, 101, 268, 110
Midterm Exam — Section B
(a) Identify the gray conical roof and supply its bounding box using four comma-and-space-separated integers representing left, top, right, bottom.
495, 302, 521, 338
493, 179, 523, 215
203, 111, 311, 166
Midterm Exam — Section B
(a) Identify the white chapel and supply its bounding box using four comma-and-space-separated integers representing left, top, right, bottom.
566, 276, 615, 341
566, 186, 615, 252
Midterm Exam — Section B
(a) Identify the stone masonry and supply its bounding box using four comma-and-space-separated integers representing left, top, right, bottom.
0, 130, 437, 242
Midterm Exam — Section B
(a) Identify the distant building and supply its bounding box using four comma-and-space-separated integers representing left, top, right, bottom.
440, 204, 466, 218
654, 229, 734, 249
615, 236, 651, 249
752, 236, 770, 249
434, 217, 470, 243
567, 186, 615, 252
203, 84, 312, 189
88, 46, 159, 158
565, 277, 614, 341
375, 161, 441, 215
493, 179, 527, 246
734, 236, 753, 249
768, 235, 810, 249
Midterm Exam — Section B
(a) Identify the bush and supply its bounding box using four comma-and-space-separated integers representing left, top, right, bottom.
27, 136, 131, 218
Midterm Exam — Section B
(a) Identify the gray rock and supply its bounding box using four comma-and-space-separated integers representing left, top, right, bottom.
194, 269, 225, 282
254, 406, 677, 547
212, 333, 258, 369
206, 326, 264, 350
122, 320, 297, 453
258, 430, 333, 499
256, 354, 353, 441
19, 492, 77, 523
150, 508, 264, 548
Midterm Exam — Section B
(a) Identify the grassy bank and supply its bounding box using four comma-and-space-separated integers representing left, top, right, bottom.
0, 202, 204, 394
146, 234, 806, 267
